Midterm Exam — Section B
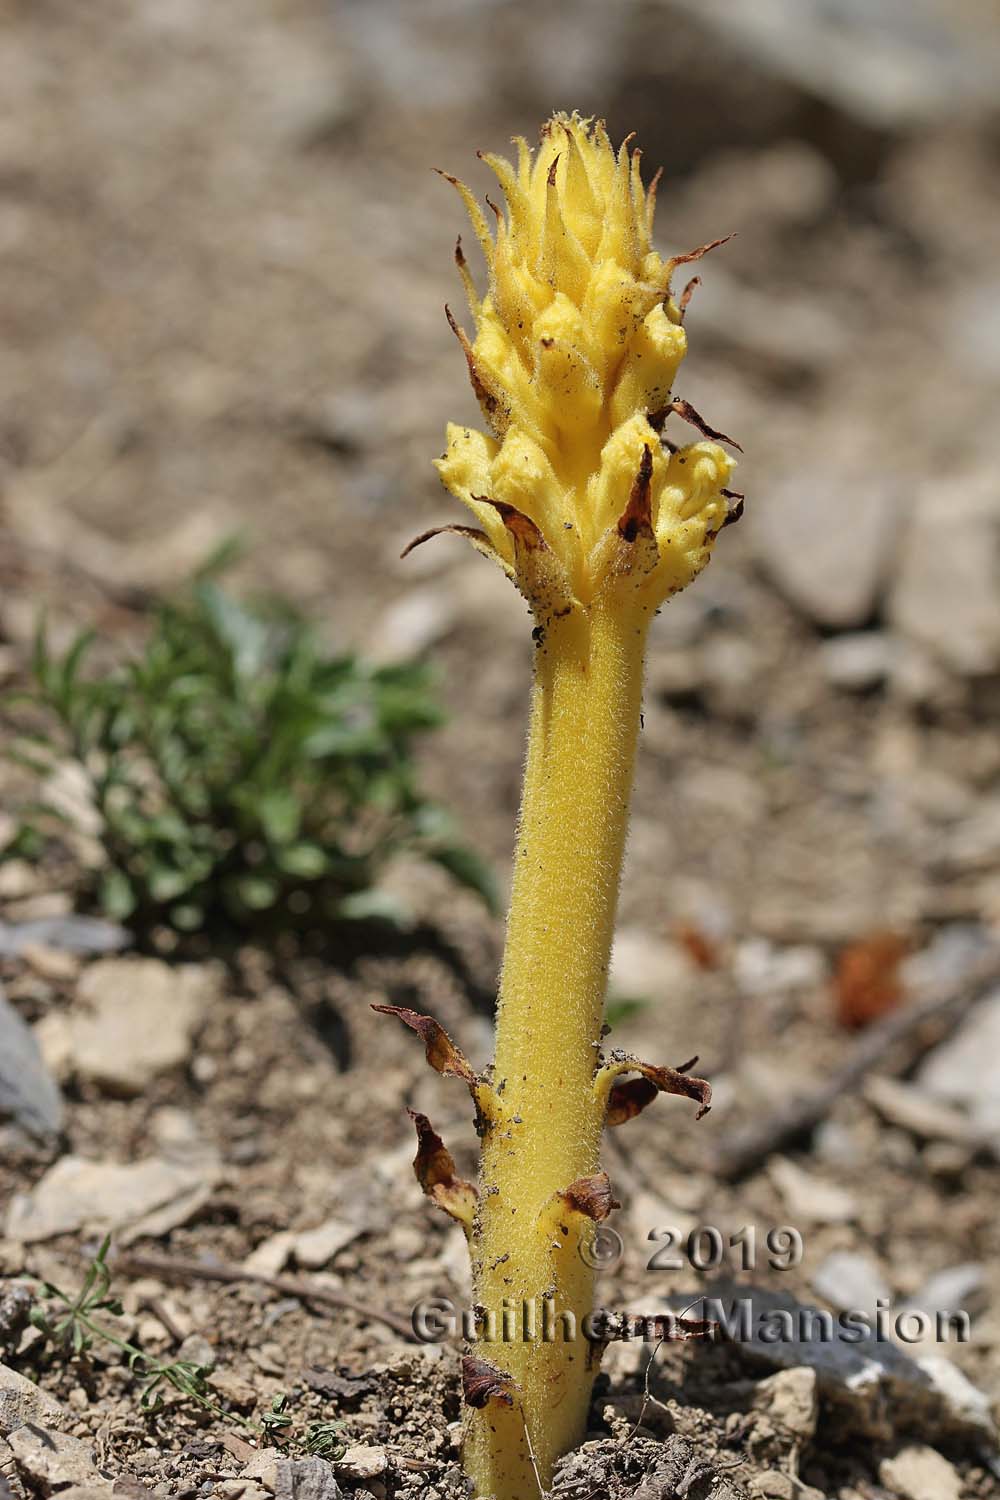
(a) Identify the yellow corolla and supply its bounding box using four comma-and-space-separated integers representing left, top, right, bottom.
423, 112, 739, 611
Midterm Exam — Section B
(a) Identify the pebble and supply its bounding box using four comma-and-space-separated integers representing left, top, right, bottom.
812, 1251, 891, 1314
608, 926, 695, 1002
8, 1422, 102, 1489
768, 1158, 858, 1225
272, 1455, 342, 1498
0, 916, 129, 958
367, 585, 457, 663
0, 981, 63, 1141
900, 1263, 987, 1325
241, 1447, 283, 1489
293, 1217, 364, 1270
176, 1333, 216, 1370
863, 1076, 979, 1147
890, 475, 1000, 676
244, 1231, 296, 1277
18, 943, 81, 984
751, 1474, 825, 1500
4, 1153, 217, 1243
0, 1363, 66, 1436
819, 631, 897, 691
879, 1443, 962, 1500
918, 989, 1000, 1139
670, 1283, 996, 1445
734, 940, 826, 997
751, 1367, 818, 1440
335, 1444, 387, 1481
754, 471, 902, 629
53, 958, 213, 1095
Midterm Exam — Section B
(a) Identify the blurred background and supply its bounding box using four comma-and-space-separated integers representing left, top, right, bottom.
2, 2, 1000, 1497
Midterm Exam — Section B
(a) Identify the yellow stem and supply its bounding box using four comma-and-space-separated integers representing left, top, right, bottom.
465, 591, 650, 1499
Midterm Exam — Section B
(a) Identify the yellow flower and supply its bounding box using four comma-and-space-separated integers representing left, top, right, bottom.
422, 112, 740, 611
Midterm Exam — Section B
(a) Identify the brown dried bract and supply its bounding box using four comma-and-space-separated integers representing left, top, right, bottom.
478, 497, 548, 552
617, 444, 655, 543
601, 1054, 711, 1125
461, 1354, 515, 1409
667, 398, 743, 453
400, 523, 507, 568
666, 233, 734, 276
560, 1170, 620, 1222
678, 275, 701, 322
444, 303, 505, 432
371, 1003, 478, 1087
605, 1075, 660, 1126
408, 1108, 478, 1231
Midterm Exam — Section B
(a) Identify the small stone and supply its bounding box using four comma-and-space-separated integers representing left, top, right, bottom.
864, 1077, 978, 1147
244, 1231, 296, 1277
751, 1367, 818, 1441
335, 1445, 387, 1481
733, 940, 826, 997
213, 1369, 259, 1411
755, 472, 902, 629
176, 1333, 216, 1371
0, 981, 64, 1141
19, 943, 81, 983
901, 1264, 987, 1325
4, 1154, 217, 1243
65, 958, 213, 1095
672, 1282, 996, 1445
0, 916, 129, 958
292, 1217, 363, 1270
918, 989, 1000, 1140
768, 1158, 857, 1224
273, 1455, 342, 1499
8, 1422, 102, 1488
608, 926, 695, 1001
250, 1341, 286, 1377
241, 1448, 284, 1491
879, 1444, 961, 1500
368, 586, 457, 663
0, 1362, 66, 1435
812, 1251, 891, 1315
819, 631, 897, 691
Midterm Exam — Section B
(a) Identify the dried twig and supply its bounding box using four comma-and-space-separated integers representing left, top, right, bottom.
713, 949, 1000, 1180
111, 1249, 418, 1342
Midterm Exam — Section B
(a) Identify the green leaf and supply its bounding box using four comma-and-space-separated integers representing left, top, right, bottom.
427, 844, 500, 911
100, 868, 137, 920
336, 888, 412, 925
276, 841, 328, 878
230, 874, 280, 911
257, 788, 301, 845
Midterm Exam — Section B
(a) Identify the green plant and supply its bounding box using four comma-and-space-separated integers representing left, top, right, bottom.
28, 1237, 344, 1458
5, 560, 496, 935
29, 1236, 218, 1416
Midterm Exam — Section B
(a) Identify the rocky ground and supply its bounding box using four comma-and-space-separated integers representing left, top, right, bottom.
2, 2, 1000, 1498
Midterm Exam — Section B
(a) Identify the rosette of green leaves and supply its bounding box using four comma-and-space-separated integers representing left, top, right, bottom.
6, 571, 495, 934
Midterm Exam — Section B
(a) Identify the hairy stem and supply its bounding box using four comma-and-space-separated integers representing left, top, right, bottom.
465, 593, 650, 1498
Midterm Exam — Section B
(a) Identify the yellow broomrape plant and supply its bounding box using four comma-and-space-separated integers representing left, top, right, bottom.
377, 112, 741, 1499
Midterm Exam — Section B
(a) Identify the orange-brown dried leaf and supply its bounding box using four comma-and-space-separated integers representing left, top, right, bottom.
461, 1354, 515, 1409
479, 497, 548, 552
560, 1170, 620, 1222
617, 444, 655, 543
834, 931, 910, 1030
600, 1053, 711, 1124
371, 1003, 478, 1086
407, 1108, 478, 1231
667, 398, 743, 452
675, 920, 721, 971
